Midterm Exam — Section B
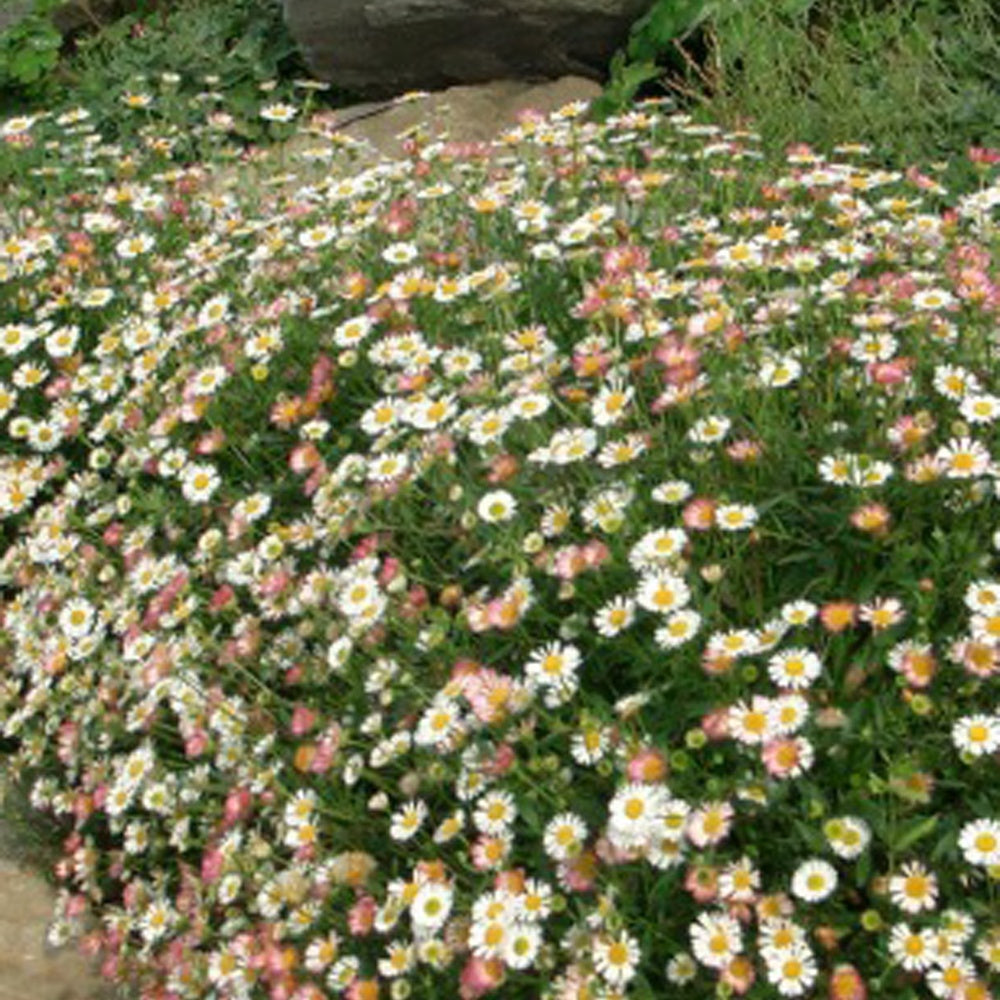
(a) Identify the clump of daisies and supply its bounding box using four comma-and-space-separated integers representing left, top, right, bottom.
1, 80, 1000, 1000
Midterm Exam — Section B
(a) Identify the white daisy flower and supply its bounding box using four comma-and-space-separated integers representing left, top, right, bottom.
180, 463, 221, 503
961, 393, 1000, 425
636, 570, 691, 615
729, 697, 776, 746
593, 931, 641, 987
824, 815, 872, 860
477, 490, 517, 523
260, 102, 298, 123
933, 364, 980, 400
389, 800, 428, 841
958, 818, 1000, 866
465, 408, 511, 446
758, 917, 807, 957
196, 294, 230, 329
888, 922, 937, 972
508, 392, 551, 421
888, 860, 938, 914
473, 790, 517, 835
715, 502, 759, 531
406, 394, 457, 430
925, 956, 977, 999
629, 528, 688, 569
952, 714, 1000, 757
59, 598, 95, 639
298, 224, 337, 249
964, 579, 1000, 613
666, 951, 698, 984
333, 314, 375, 348
936, 437, 992, 479
690, 910, 743, 970
790, 859, 838, 902
759, 355, 802, 388
590, 381, 634, 427
382, 241, 419, 265
769, 694, 810, 737
688, 414, 731, 444
607, 782, 668, 850
652, 479, 693, 504
654, 609, 702, 648
766, 944, 817, 997
543, 812, 587, 862
410, 882, 453, 934
593, 596, 636, 637
912, 288, 954, 310
116, 232, 155, 259
502, 923, 541, 970
468, 917, 510, 959
367, 452, 410, 483
44, 326, 80, 359
767, 648, 822, 690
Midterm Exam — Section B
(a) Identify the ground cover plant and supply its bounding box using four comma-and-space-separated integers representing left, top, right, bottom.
600, 0, 1000, 192
0, 83, 999, 1000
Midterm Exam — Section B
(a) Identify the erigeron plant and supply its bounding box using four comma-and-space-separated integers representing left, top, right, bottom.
0, 87, 999, 1000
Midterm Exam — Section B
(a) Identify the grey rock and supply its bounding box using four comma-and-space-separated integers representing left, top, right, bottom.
282, 0, 649, 97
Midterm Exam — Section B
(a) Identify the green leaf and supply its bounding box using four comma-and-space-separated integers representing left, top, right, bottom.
855, 851, 872, 888
778, 0, 818, 16
891, 814, 938, 854
627, 0, 712, 62
792, 818, 826, 853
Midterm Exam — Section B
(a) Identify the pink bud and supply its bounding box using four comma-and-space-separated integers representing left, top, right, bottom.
290, 704, 318, 737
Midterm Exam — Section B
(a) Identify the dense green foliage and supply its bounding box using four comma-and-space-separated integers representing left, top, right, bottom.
599, 0, 1000, 180
0, 0, 64, 96
0, 0, 313, 121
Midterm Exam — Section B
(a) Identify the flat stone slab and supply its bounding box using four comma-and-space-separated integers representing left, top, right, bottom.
214, 76, 604, 194
325, 76, 604, 158
0, 857, 110, 1000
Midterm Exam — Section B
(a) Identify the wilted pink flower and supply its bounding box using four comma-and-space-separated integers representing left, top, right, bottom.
347, 895, 376, 936
684, 863, 719, 903
290, 704, 318, 736
850, 502, 891, 536
195, 428, 226, 454
829, 964, 868, 1000
209, 585, 235, 613
627, 747, 669, 783
682, 497, 717, 531
224, 786, 253, 826
951, 639, 999, 679
559, 849, 598, 892
309, 725, 342, 774
200, 847, 224, 884
459, 957, 505, 999
968, 146, 1000, 166
482, 742, 516, 776
867, 358, 912, 387
761, 736, 814, 778
701, 708, 731, 741
289, 442, 322, 474
722, 954, 757, 995
462, 668, 514, 724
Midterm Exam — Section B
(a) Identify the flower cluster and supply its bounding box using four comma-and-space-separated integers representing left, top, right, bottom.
0, 85, 999, 1000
